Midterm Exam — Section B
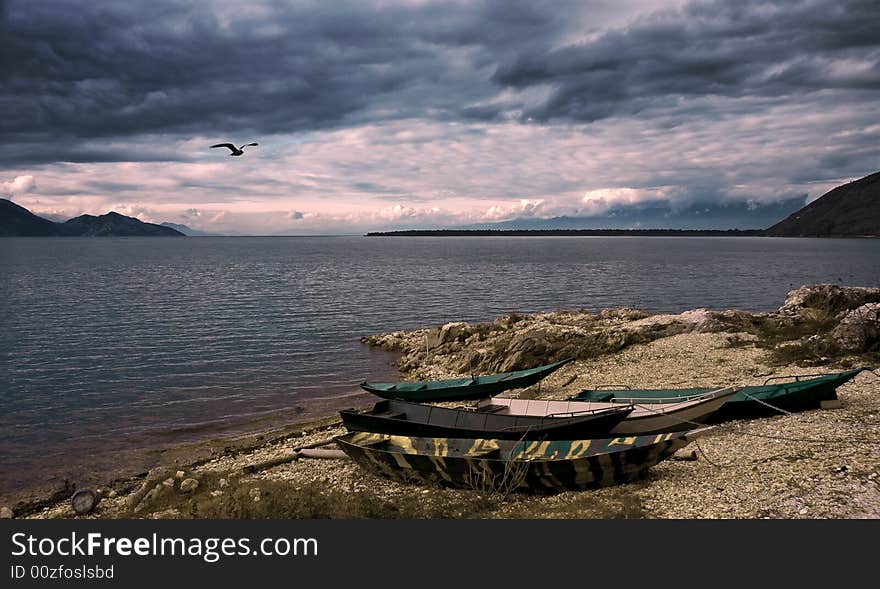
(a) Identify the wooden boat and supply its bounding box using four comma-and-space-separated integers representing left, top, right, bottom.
359, 358, 573, 402
478, 386, 739, 435
571, 369, 870, 420
339, 398, 634, 441
334, 427, 715, 492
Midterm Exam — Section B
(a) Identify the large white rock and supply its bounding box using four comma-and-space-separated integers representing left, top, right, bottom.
781, 285, 880, 316
831, 303, 880, 352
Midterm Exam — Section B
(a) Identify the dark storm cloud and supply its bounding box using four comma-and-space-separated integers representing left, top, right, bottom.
4, 0, 879, 232
788, 142, 880, 185
491, 0, 880, 122
6, 0, 878, 166
0, 139, 194, 166
1, 0, 575, 165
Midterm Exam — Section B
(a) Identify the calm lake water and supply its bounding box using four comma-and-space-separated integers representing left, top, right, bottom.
1, 236, 879, 498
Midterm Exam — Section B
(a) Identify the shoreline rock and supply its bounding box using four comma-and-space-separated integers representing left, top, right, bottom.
363, 284, 880, 380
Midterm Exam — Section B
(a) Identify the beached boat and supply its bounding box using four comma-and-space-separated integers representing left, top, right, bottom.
334, 427, 715, 492
571, 369, 870, 420
359, 358, 573, 402
339, 398, 634, 440
478, 386, 739, 435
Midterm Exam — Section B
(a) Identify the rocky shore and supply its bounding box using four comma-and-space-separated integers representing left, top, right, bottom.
6, 285, 879, 520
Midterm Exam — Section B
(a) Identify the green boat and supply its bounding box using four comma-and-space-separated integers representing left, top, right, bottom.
359, 358, 573, 402
571, 368, 871, 420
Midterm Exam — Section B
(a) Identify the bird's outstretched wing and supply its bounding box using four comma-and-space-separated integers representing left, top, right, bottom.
211, 143, 236, 152
240, 142, 259, 148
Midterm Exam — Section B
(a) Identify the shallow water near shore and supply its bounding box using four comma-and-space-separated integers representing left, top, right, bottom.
2, 235, 879, 501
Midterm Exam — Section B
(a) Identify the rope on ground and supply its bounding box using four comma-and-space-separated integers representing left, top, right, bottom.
629, 397, 880, 469
629, 387, 880, 439
739, 391, 880, 433
625, 403, 737, 468
693, 439, 737, 469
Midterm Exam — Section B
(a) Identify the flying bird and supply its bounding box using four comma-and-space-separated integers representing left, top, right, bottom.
210, 142, 259, 156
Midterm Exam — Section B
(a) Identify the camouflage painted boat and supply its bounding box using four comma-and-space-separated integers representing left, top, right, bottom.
479, 386, 738, 435
339, 398, 634, 440
334, 428, 714, 492
359, 358, 573, 402
571, 369, 870, 420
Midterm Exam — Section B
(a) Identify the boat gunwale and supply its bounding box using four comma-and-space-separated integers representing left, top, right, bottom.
572, 368, 869, 404
339, 402, 635, 438
572, 385, 737, 407
360, 357, 573, 392
483, 386, 739, 418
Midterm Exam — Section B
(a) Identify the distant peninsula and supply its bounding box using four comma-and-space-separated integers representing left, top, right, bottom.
0, 200, 184, 237
369, 170, 879, 238
366, 228, 765, 237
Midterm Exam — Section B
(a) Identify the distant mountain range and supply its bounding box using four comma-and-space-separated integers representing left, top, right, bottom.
159, 222, 214, 236
0, 199, 183, 237
3, 170, 878, 237
459, 198, 807, 231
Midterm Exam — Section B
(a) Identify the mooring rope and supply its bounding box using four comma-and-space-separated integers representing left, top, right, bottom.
739, 391, 880, 433
636, 382, 879, 433
627, 393, 880, 470
632, 397, 878, 443
693, 439, 736, 468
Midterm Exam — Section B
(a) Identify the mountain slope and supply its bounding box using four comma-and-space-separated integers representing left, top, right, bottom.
0, 199, 67, 236
63, 212, 183, 236
766, 171, 880, 237
0, 201, 184, 237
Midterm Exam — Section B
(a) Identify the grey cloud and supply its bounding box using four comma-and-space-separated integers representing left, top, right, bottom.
2, 0, 877, 229
490, 0, 880, 121
371, 193, 445, 204
83, 180, 146, 192
7, 0, 876, 157
787, 148, 880, 185
352, 181, 406, 195
1, 0, 577, 166
0, 135, 197, 166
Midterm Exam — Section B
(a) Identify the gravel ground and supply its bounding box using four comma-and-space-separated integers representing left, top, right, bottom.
21, 331, 880, 520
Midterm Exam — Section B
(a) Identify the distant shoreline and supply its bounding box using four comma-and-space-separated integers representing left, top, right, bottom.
365, 229, 879, 238
367, 229, 766, 237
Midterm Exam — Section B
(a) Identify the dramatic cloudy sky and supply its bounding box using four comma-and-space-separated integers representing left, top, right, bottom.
2, 0, 878, 234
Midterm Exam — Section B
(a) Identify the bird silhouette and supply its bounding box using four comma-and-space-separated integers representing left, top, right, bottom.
210, 142, 258, 156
